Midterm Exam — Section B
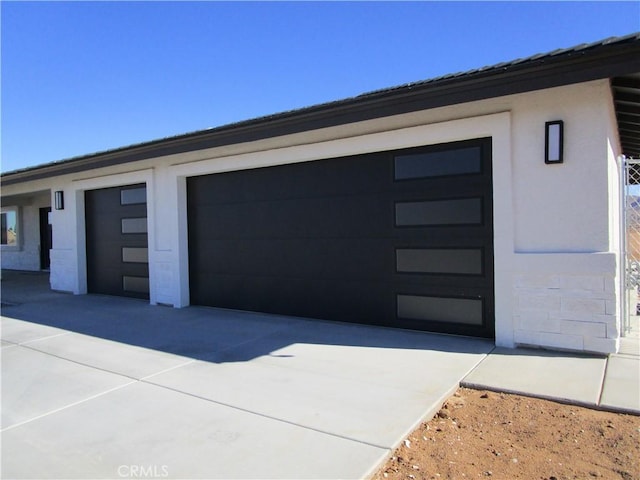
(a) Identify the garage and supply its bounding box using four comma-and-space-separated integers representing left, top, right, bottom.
187, 138, 494, 337
85, 184, 150, 299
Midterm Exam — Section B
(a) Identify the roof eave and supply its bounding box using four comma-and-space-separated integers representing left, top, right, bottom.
3, 36, 640, 187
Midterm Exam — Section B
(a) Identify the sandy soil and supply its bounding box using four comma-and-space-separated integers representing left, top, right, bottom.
371, 388, 639, 480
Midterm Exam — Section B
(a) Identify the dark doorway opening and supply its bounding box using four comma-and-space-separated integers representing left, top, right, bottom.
39, 207, 52, 270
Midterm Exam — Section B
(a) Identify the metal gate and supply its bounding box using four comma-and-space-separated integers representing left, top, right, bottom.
622, 157, 640, 337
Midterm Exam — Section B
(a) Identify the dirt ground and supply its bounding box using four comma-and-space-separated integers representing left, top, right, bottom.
371, 388, 640, 480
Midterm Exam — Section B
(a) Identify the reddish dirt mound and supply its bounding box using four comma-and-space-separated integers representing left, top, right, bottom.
372, 388, 639, 480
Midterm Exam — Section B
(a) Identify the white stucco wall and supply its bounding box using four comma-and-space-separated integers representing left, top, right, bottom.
506, 80, 622, 353
0, 79, 623, 354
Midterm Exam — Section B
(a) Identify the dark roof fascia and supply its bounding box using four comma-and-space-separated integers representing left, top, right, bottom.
3, 35, 640, 187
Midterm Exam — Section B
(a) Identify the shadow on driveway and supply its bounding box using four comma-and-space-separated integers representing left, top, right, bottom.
1, 270, 492, 363
2, 270, 499, 479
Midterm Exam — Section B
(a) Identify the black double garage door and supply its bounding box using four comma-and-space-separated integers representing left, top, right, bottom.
187, 138, 494, 338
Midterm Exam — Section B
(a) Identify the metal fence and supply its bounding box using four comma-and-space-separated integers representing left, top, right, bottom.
623, 158, 640, 335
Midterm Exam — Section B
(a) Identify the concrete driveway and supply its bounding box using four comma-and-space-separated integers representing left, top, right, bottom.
1, 271, 492, 479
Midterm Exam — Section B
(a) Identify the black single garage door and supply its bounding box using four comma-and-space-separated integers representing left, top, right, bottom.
187, 138, 494, 337
85, 184, 150, 299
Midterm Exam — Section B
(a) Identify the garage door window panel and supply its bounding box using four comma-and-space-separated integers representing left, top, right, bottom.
122, 247, 149, 264
396, 248, 483, 275
397, 294, 484, 326
395, 198, 483, 227
394, 146, 482, 180
120, 187, 147, 205
121, 218, 148, 234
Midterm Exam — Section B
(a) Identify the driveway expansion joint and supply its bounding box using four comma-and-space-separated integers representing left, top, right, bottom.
16, 331, 72, 346
19, 343, 141, 382
139, 377, 392, 451
1, 380, 137, 433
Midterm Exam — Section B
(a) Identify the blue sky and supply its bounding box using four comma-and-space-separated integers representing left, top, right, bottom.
2, 1, 639, 173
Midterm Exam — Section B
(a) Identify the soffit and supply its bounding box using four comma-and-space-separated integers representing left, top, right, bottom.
613, 74, 640, 160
